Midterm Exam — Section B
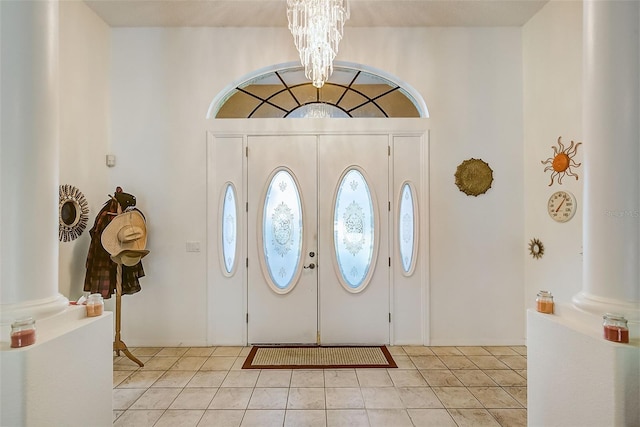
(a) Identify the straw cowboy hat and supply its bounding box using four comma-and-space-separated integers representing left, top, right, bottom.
101, 210, 149, 266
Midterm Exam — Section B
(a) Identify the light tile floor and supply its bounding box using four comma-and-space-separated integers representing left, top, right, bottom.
113, 346, 527, 426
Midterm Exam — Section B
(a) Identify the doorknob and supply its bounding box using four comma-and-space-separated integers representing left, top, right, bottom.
303, 263, 316, 269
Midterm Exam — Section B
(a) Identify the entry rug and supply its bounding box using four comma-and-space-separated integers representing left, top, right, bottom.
242, 345, 397, 369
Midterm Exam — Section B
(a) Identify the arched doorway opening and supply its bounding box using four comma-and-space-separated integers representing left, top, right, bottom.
206, 63, 430, 346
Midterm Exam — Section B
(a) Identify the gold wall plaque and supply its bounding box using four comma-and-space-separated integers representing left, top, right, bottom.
454, 158, 493, 196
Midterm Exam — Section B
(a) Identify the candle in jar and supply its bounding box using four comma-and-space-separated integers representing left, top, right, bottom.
11, 329, 36, 348
10, 317, 37, 348
536, 300, 554, 314
603, 325, 629, 343
86, 293, 104, 317
536, 291, 554, 314
602, 313, 629, 344
86, 303, 103, 317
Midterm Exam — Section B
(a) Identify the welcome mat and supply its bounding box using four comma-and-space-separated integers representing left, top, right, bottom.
242, 345, 397, 369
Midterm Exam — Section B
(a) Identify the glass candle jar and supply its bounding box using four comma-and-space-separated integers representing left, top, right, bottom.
602, 313, 629, 343
11, 317, 36, 348
536, 290, 554, 314
86, 293, 104, 317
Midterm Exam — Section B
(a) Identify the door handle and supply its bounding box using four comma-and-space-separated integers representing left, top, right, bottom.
303, 263, 316, 269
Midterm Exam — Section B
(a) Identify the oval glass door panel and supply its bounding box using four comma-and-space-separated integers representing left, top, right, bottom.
334, 168, 375, 292
399, 182, 416, 274
222, 183, 237, 274
262, 169, 303, 293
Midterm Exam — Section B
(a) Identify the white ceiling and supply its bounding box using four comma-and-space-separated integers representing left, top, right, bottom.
84, 0, 548, 28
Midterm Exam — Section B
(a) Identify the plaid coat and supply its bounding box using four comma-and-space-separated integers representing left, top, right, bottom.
83, 198, 145, 299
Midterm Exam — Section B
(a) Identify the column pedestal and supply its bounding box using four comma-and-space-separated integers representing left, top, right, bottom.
1, 307, 113, 427
528, 309, 639, 427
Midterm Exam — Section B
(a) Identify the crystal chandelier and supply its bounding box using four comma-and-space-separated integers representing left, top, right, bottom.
287, 0, 350, 88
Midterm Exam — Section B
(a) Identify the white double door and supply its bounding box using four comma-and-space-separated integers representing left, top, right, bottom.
247, 134, 389, 345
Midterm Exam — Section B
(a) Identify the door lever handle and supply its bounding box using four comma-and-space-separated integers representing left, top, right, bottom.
303, 263, 316, 270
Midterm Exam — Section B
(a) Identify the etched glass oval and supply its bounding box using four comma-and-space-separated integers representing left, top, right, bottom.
263, 170, 303, 291
399, 183, 416, 273
222, 183, 237, 274
334, 169, 375, 291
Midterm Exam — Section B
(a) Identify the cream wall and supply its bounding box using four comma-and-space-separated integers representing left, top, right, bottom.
58, 1, 111, 300
341, 27, 525, 345
107, 26, 525, 346
523, 0, 583, 312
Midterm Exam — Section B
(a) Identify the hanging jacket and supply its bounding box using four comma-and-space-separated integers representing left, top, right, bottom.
83, 198, 145, 298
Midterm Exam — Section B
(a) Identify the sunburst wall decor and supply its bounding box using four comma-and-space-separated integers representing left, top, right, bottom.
59, 184, 89, 242
541, 136, 582, 186
528, 238, 544, 260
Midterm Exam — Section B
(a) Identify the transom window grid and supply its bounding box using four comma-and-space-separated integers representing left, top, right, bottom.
215, 67, 420, 119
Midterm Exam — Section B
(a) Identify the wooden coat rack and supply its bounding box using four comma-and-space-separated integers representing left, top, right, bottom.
111, 201, 144, 367
113, 261, 144, 367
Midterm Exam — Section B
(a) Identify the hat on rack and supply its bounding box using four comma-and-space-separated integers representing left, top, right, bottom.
101, 210, 150, 266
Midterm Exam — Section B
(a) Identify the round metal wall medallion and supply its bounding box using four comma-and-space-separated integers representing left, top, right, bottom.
454, 158, 494, 197
528, 238, 544, 259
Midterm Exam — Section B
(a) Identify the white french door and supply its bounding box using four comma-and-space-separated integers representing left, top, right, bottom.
247, 134, 389, 345
318, 134, 390, 344
247, 135, 318, 344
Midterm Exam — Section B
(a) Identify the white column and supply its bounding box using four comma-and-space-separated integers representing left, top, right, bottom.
574, 0, 640, 324
0, 0, 68, 324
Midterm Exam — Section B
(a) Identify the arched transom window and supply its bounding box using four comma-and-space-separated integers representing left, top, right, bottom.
211, 63, 427, 119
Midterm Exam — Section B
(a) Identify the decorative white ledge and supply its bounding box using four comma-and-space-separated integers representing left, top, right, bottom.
527, 307, 639, 427
0, 305, 113, 427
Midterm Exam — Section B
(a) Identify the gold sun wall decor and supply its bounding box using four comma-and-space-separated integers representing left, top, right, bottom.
528, 238, 544, 259
59, 184, 89, 242
541, 136, 582, 186
454, 158, 494, 196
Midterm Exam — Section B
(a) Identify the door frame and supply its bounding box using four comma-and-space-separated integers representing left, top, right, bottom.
206, 118, 430, 346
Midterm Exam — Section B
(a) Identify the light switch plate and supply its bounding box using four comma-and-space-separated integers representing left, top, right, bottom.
186, 241, 200, 252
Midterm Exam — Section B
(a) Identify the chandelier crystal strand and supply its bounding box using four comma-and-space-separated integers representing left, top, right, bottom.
287, 0, 350, 88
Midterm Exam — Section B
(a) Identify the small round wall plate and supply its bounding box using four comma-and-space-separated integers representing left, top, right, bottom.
547, 190, 577, 223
